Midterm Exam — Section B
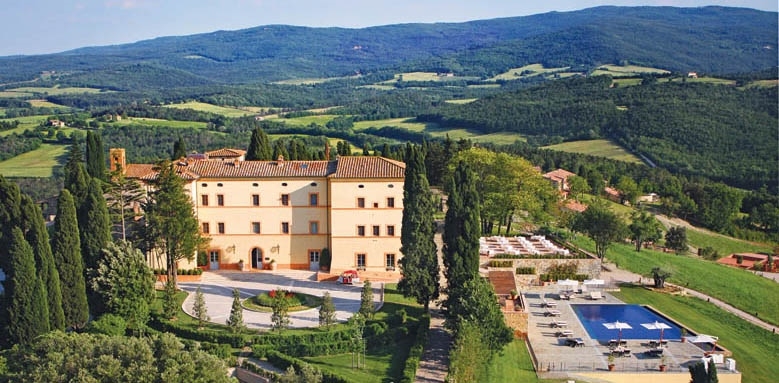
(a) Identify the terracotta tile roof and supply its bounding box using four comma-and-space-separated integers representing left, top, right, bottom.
188, 159, 332, 178
542, 168, 576, 181
205, 148, 246, 158
330, 156, 405, 179
123, 156, 404, 180
563, 200, 588, 213
604, 187, 620, 197
488, 270, 517, 295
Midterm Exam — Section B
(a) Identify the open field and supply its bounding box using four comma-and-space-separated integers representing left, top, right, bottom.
164, 101, 254, 118
273, 74, 360, 85
542, 139, 643, 164
670, 77, 737, 86
0, 143, 68, 177
488, 64, 570, 81
684, 226, 772, 255
571, 236, 779, 327
612, 78, 643, 87
612, 284, 779, 383
353, 117, 428, 132
6, 86, 105, 95
270, 114, 338, 126
591, 64, 670, 77
120, 117, 208, 129
28, 99, 70, 109
445, 98, 478, 104
379, 72, 480, 85
0, 91, 31, 98
745, 79, 779, 88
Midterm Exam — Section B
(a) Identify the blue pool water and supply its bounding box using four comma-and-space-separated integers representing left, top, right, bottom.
571, 304, 682, 341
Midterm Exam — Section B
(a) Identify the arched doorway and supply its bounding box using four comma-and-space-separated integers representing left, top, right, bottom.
251, 248, 263, 270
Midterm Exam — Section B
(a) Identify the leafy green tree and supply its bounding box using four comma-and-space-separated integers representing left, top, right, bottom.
246, 127, 272, 160
665, 226, 688, 254
446, 276, 512, 354
628, 210, 663, 252
398, 145, 439, 310
689, 359, 719, 383
271, 288, 290, 332
105, 167, 146, 241
90, 241, 155, 333
299, 363, 324, 383
20, 195, 65, 331
226, 288, 245, 333
85, 131, 106, 181
2, 332, 233, 383
348, 313, 366, 369
193, 287, 209, 329
319, 291, 336, 329
6, 228, 49, 345
443, 160, 481, 318
359, 280, 375, 319
142, 161, 206, 288
572, 202, 627, 262
567, 175, 590, 201
616, 175, 641, 205
51, 189, 89, 330
85, 314, 127, 336
172, 135, 187, 160
448, 321, 489, 383
651, 267, 671, 288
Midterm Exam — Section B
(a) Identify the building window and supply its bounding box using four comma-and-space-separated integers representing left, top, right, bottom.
372, 225, 380, 236
310, 250, 320, 264
217, 194, 224, 206
210, 250, 219, 264
356, 253, 366, 270
281, 194, 290, 206
386, 254, 396, 271
357, 225, 365, 236
387, 197, 395, 208
357, 197, 365, 208
282, 222, 290, 234
251, 222, 261, 234
387, 225, 395, 236
217, 222, 225, 234
309, 193, 318, 206
252, 194, 260, 206
202, 222, 210, 234
201, 195, 209, 206
309, 221, 319, 234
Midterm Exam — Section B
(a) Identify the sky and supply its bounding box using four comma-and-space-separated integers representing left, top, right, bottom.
1, 0, 776, 56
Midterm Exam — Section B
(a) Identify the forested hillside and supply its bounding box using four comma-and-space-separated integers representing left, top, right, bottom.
418, 76, 777, 189
0, 6, 774, 86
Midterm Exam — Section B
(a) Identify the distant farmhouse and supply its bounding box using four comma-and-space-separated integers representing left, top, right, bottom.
111, 148, 405, 279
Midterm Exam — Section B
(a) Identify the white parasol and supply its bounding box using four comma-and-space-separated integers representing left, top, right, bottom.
603, 320, 633, 342
641, 321, 672, 342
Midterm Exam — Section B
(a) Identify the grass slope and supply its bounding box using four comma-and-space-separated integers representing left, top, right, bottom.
612, 285, 779, 383
0, 143, 68, 177
542, 139, 643, 164
164, 101, 254, 118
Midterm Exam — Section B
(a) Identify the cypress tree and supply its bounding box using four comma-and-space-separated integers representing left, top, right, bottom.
272, 139, 289, 160
359, 280, 375, 319
20, 195, 65, 331
226, 288, 245, 333
246, 127, 272, 160
397, 145, 440, 310
64, 145, 89, 205
6, 228, 49, 345
51, 189, 89, 330
319, 292, 336, 329
0, 177, 23, 341
172, 135, 187, 160
193, 287, 209, 329
442, 161, 482, 319
81, 178, 112, 271
85, 131, 106, 181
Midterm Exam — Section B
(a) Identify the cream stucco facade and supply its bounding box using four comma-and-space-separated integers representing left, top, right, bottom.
114, 148, 405, 275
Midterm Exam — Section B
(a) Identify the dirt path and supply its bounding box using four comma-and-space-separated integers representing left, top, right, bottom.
414, 233, 451, 383
601, 262, 778, 333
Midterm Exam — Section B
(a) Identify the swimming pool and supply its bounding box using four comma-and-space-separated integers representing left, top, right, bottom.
571, 304, 682, 341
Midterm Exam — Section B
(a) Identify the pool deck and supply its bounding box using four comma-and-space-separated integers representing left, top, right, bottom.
523, 285, 734, 380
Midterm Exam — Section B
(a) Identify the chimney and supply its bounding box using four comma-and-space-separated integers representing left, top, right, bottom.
324, 141, 330, 161
277, 155, 284, 167
109, 148, 126, 173
233, 158, 240, 168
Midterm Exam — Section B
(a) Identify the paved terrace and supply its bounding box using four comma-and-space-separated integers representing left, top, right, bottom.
523, 285, 737, 380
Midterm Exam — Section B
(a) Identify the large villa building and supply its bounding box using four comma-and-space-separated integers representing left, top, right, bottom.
110, 148, 405, 277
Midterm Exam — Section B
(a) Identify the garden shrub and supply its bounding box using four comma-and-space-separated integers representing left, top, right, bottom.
515, 267, 536, 275
85, 314, 127, 336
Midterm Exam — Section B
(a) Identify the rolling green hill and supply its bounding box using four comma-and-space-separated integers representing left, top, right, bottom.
0, 6, 774, 86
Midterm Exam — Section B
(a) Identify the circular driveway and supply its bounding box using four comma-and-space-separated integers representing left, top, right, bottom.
178, 270, 382, 329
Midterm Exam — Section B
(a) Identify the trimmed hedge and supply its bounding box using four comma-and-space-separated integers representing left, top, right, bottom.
488, 260, 513, 268
515, 267, 536, 275
400, 314, 430, 383
493, 253, 589, 259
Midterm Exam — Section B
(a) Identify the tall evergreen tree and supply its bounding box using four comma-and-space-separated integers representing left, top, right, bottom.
105, 167, 146, 242
0, 176, 22, 272
51, 189, 89, 329
226, 288, 245, 333
20, 195, 65, 331
193, 287, 209, 329
398, 145, 439, 310
359, 280, 375, 319
272, 139, 289, 160
172, 135, 187, 160
319, 292, 336, 330
81, 178, 112, 271
6, 228, 49, 345
443, 161, 481, 301
142, 161, 205, 288
246, 127, 272, 160
270, 288, 290, 332
63, 144, 89, 205
85, 131, 106, 181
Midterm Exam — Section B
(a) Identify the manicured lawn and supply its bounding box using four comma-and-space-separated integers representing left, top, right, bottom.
483, 340, 538, 382
304, 342, 410, 383
542, 139, 643, 164
570, 236, 779, 327
612, 284, 779, 383
684, 228, 771, 255
0, 143, 68, 177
